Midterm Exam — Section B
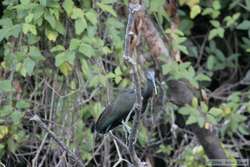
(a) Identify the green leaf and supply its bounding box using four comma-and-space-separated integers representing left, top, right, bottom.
22, 23, 37, 35
79, 43, 94, 58
150, 0, 165, 12
69, 38, 81, 50
0, 105, 13, 117
55, 21, 65, 35
114, 67, 122, 75
45, 28, 58, 41
97, 2, 117, 17
197, 116, 205, 127
29, 46, 44, 61
39, 0, 47, 6
11, 111, 23, 124
190, 5, 201, 19
207, 55, 215, 70
25, 13, 34, 23
208, 28, 224, 40
63, 0, 74, 16
207, 114, 217, 124
210, 20, 220, 28
51, 45, 65, 52
195, 73, 211, 82
0, 18, 13, 27
186, 115, 197, 125
0, 80, 13, 92
71, 8, 84, 19
81, 59, 90, 78
44, 12, 56, 28
75, 17, 87, 35
55, 52, 66, 67
59, 62, 73, 76
178, 106, 194, 115
212, 0, 221, 10
23, 57, 35, 76
208, 107, 223, 117
55, 50, 75, 67
85, 10, 97, 25
237, 20, 250, 30
16, 100, 30, 109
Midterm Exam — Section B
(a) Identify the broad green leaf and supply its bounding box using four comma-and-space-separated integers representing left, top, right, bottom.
25, 13, 33, 23
237, 20, 250, 30
207, 55, 215, 70
114, 67, 122, 75
79, 43, 94, 58
207, 114, 217, 124
0, 18, 13, 27
186, 115, 197, 125
178, 106, 194, 115
63, 0, 74, 16
55, 52, 66, 67
208, 107, 223, 117
59, 62, 73, 76
81, 59, 90, 78
208, 28, 224, 40
210, 20, 220, 28
23, 58, 35, 75
69, 38, 81, 50
197, 116, 205, 127
16, 100, 30, 109
29, 46, 44, 61
55, 50, 75, 67
195, 73, 211, 81
11, 111, 24, 124
75, 18, 87, 35
45, 29, 58, 41
0, 80, 13, 92
71, 8, 84, 19
22, 23, 37, 35
51, 45, 65, 52
97, 2, 117, 17
44, 13, 56, 28
149, 0, 165, 12
190, 5, 201, 19
85, 10, 97, 25
39, 0, 47, 6
0, 105, 13, 117
212, 0, 221, 10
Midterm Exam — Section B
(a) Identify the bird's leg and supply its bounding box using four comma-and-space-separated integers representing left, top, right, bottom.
122, 120, 131, 143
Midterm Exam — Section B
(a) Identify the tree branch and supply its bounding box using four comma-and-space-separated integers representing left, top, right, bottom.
30, 115, 85, 167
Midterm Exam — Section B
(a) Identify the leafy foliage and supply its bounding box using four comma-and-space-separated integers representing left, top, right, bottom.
0, 0, 250, 166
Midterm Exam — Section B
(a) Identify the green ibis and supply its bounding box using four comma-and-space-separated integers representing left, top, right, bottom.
95, 70, 156, 134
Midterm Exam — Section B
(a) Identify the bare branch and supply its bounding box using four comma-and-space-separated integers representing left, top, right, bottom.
30, 115, 85, 167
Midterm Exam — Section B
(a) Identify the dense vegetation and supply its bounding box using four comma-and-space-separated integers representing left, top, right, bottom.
0, 0, 250, 166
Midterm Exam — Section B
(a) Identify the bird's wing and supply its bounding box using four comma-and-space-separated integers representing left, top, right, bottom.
95, 104, 113, 133
112, 90, 136, 118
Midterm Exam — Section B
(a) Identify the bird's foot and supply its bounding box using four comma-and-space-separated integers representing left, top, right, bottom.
122, 120, 131, 142
122, 120, 131, 133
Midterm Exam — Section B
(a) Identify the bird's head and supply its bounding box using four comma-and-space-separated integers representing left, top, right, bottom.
145, 69, 157, 94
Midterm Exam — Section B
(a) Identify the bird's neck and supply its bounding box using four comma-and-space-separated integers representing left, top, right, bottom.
142, 79, 154, 100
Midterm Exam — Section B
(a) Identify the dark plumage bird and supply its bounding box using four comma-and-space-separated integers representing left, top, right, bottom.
95, 70, 156, 134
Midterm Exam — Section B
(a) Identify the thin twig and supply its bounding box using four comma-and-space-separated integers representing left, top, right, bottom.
30, 115, 85, 167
